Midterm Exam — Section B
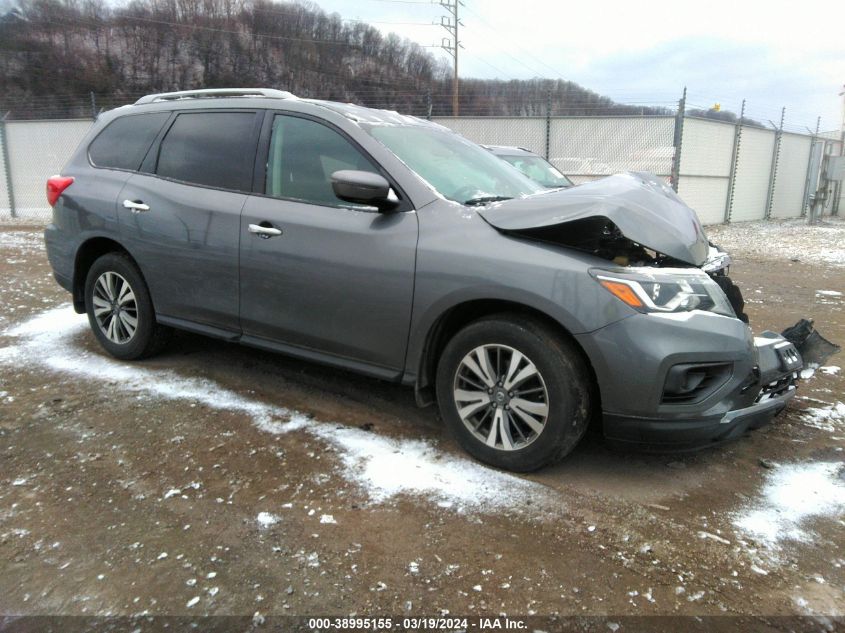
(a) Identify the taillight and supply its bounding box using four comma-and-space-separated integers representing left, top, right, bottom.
46, 175, 74, 206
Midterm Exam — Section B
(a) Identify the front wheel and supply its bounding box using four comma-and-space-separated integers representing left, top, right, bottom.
435, 314, 592, 472
84, 252, 171, 360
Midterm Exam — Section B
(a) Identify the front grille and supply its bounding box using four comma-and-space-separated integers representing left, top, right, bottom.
755, 373, 797, 403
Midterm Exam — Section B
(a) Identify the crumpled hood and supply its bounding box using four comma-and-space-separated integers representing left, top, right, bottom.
478, 172, 710, 266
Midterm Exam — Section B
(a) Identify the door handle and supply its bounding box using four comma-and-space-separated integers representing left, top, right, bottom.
123, 199, 150, 213
248, 223, 283, 238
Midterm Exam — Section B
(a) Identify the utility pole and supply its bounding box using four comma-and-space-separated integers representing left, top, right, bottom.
439, 0, 461, 116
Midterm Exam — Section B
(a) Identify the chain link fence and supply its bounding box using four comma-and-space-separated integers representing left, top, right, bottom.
0, 103, 842, 224
0, 117, 94, 221
434, 114, 843, 224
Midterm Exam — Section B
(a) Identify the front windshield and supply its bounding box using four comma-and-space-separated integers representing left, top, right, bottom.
366, 124, 544, 204
500, 155, 574, 189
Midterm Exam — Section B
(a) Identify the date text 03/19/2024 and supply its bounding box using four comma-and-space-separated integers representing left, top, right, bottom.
307, 617, 527, 630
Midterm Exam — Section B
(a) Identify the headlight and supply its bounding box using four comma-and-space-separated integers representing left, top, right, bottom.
591, 267, 735, 317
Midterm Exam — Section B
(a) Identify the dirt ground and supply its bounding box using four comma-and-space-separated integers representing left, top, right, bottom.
1, 219, 843, 630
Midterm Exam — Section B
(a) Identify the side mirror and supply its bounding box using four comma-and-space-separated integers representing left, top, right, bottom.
331, 170, 398, 212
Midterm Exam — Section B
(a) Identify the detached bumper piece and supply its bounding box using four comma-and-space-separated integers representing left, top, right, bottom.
781, 318, 841, 367
604, 332, 801, 452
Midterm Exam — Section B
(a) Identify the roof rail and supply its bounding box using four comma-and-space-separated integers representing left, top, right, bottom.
134, 88, 295, 105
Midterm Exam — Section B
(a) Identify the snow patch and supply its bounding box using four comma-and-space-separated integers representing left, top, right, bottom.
0, 307, 303, 434
1, 306, 558, 517
802, 402, 845, 432
0, 231, 45, 253
706, 218, 845, 267
311, 423, 555, 514
733, 461, 845, 549
256, 512, 280, 528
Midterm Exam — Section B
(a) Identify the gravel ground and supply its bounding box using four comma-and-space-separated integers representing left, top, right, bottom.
0, 220, 843, 629
708, 216, 845, 267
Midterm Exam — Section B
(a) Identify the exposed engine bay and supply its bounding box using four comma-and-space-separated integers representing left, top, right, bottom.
489, 214, 751, 323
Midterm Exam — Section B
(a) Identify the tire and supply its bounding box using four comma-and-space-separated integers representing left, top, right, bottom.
435, 313, 592, 472
84, 252, 171, 360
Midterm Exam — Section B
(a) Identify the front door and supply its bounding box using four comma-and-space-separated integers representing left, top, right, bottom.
239, 114, 418, 375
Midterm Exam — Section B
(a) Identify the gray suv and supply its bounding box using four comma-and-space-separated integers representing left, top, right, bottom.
44, 88, 802, 472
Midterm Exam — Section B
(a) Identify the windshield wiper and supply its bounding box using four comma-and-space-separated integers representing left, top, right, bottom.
463, 195, 513, 206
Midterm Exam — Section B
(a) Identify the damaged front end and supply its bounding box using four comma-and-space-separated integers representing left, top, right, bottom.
478, 172, 839, 447
479, 172, 750, 321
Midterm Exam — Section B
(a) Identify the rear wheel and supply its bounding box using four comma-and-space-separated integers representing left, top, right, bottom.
436, 314, 592, 472
84, 252, 171, 360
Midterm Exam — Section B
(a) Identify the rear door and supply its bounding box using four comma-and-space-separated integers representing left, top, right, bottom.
239, 113, 418, 376
118, 110, 262, 332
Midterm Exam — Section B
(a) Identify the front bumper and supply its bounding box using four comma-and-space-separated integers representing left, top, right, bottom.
602, 389, 793, 450
575, 311, 801, 450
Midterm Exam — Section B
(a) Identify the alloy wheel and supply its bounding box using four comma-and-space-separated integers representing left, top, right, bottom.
92, 271, 138, 344
452, 344, 549, 451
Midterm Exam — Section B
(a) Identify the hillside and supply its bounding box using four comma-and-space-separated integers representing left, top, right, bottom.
0, 0, 670, 119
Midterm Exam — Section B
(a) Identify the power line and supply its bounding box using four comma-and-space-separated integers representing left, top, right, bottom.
460, 2, 565, 80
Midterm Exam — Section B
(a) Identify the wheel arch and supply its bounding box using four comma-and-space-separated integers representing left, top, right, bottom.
412, 298, 601, 415
72, 236, 137, 313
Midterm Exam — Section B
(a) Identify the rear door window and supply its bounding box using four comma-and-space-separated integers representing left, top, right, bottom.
88, 112, 170, 171
156, 112, 257, 192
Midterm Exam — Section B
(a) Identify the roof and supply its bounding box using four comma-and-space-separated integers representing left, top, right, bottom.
303, 99, 445, 129
128, 88, 445, 130
134, 88, 294, 104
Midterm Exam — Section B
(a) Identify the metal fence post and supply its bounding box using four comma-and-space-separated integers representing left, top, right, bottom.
723, 99, 746, 223
544, 89, 551, 160
836, 129, 845, 216
764, 107, 785, 220
0, 112, 16, 219
801, 117, 821, 218
670, 86, 686, 192
426, 90, 432, 121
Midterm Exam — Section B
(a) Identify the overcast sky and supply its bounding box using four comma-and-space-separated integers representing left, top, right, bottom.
314, 0, 844, 132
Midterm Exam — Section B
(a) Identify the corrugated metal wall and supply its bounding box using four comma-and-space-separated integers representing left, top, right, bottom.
770, 133, 813, 219
675, 117, 736, 224
730, 126, 776, 222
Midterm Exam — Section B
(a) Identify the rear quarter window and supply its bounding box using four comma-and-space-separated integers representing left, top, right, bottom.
155, 112, 257, 192
88, 112, 171, 171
